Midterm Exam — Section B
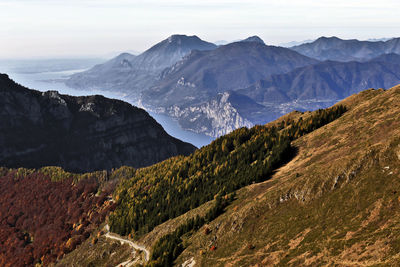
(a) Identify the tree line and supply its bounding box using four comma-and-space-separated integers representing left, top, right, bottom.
109, 105, 347, 239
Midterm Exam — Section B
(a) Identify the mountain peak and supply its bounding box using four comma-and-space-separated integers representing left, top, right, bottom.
240, 36, 265, 45
317, 36, 341, 40
168, 34, 197, 40
146, 34, 216, 52
164, 34, 202, 45
314, 36, 343, 43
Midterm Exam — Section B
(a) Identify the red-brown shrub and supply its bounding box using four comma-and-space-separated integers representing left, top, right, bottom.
0, 170, 115, 266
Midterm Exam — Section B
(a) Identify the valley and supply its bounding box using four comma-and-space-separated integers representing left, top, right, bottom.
0, 62, 213, 148
65, 35, 400, 138
3, 1, 400, 266
45, 84, 400, 266
1, 34, 399, 267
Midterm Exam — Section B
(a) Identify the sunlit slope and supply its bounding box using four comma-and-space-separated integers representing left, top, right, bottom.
176, 86, 400, 266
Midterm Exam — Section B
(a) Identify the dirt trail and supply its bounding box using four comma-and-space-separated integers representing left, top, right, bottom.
104, 224, 150, 265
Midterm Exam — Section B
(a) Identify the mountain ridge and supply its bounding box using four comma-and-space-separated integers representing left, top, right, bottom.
2, 84, 399, 266
238, 58, 400, 104
141, 41, 318, 107
291, 36, 400, 61
0, 73, 196, 172
66, 34, 217, 101
142, 45, 400, 137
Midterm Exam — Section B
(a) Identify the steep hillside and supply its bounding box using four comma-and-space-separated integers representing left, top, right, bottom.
3, 83, 399, 266
291, 36, 400, 61
104, 103, 346, 266
0, 74, 195, 173
40, 85, 400, 267
0, 167, 124, 267
66, 35, 217, 101
174, 85, 400, 266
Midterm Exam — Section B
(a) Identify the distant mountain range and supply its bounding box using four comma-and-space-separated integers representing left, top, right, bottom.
65, 34, 400, 137
239, 58, 400, 103
142, 41, 317, 109
290, 36, 400, 61
66, 35, 216, 101
140, 39, 318, 136
280, 39, 315, 47
0, 73, 195, 172
280, 37, 395, 48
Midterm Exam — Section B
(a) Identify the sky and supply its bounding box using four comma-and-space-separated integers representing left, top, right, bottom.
1, 0, 399, 59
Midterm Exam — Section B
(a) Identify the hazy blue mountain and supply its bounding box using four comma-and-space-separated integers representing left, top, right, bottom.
238, 58, 400, 103
214, 40, 230, 45
66, 34, 217, 101
369, 52, 400, 64
0, 73, 195, 172
142, 41, 318, 109
366, 37, 395, 42
140, 41, 317, 136
290, 36, 400, 61
240, 36, 265, 45
144, 50, 400, 137
280, 39, 315, 47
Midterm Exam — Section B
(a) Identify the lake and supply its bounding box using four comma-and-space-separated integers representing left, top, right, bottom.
0, 61, 213, 148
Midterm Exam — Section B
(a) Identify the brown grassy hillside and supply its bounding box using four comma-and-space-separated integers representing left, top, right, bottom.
56, 85, 400, 267
174, 86, 400, 266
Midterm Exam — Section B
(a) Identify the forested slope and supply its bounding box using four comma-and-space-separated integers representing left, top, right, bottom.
109, 105, 347, 238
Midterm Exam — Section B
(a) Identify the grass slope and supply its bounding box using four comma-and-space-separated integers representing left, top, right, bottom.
175, 86, 400, 266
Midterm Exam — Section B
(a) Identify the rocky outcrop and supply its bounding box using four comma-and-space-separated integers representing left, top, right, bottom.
156, 91, 285, 137
164, 92, 254, 137
0, 74, 196, 172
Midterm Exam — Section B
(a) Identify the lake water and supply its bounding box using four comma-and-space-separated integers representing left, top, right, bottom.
0, 64, 213, 148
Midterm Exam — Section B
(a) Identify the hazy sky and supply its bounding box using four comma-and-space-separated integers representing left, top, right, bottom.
1, 0, 399, 59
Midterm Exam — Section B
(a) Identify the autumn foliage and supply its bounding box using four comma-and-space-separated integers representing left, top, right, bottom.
0, 169, 116, 267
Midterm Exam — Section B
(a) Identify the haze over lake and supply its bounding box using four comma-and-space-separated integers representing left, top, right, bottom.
0, 59, 213, 148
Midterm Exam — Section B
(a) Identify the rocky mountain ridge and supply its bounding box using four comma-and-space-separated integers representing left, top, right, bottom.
0, 73, 195, 172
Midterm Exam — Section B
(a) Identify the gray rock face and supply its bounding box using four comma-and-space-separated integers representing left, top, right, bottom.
164, 92, 254, 137
158, 91, 282, 137
0, 74, 196, 173
66, 35, 217, 101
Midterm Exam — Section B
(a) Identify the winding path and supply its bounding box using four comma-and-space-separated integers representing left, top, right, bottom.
104, 224, 150, 265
